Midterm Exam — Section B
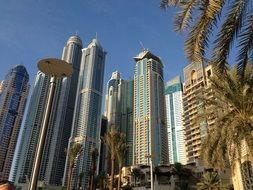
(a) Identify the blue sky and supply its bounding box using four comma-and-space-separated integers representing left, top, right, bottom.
0, 0, 188, 85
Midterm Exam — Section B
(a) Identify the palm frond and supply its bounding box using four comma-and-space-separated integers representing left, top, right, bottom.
237, 12, 253, 79
160, 0, 181, 9
174, 0, 198, 32
213, 0, 249, 73
185, 0, 225, 63
201, 63, 253, 170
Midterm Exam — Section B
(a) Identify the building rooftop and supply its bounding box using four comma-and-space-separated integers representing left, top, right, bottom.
133, 49, 162, 64
67, 35, 83, 47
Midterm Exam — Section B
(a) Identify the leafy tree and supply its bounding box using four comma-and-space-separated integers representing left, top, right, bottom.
67, 143, 83, 190
160, 0, 253, 77
197, 171, 229, 190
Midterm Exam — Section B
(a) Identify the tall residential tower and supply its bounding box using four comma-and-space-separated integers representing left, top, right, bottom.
63, 39, 106, 188
104, 71, 134, 168
165, 76, 186, 164
182, 62, 213, 163
0, 65, 29, 180
11, 35, 83, 186
133, 50, 168, 166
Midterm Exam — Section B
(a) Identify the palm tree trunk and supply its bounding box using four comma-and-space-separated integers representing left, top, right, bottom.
110, 156, 115, 190
90, 166, 96, 190
67, 163, 74, 190
117, 163, 122, 190
90, 174, 94, 190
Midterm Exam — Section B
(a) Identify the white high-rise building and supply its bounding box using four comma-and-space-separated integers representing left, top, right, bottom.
133, 50, 169, 166
165, 76, 186, 164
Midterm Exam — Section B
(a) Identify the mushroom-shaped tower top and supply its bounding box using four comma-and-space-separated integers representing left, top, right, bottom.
67, 35, 83, 47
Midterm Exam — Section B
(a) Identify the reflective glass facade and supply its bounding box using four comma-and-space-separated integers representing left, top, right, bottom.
104, 72, 134, 170
12, 35, 83, 186
165, 76, 186, 164
0, 65, 29, 181
63, 39, 106, 189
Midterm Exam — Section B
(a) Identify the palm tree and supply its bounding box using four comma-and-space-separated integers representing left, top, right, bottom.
103, 125, 121, 190
160, 0, 253, 77
116, 138, 128, 190
89, 147, 99, 190
67, 143, 83, 190
201, 63, 253, 170
197, 171, 228, 190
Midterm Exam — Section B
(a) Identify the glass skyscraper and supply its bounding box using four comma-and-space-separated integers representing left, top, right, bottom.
0, 65, 29, 181
11, 35, 83, 186
165, 76, 186, 164
133, 50, 168, 166
63, 39, 106, 188
104, 71, 134, 168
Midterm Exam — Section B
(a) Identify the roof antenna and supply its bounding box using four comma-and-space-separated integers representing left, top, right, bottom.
139, 41, 146, 51
75, 30, 78, 36
95, 32, 98, 40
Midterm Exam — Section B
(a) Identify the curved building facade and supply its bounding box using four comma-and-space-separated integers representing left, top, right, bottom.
0, 65, 29, 181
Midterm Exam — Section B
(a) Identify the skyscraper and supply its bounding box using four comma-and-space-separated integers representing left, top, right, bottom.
63, 38, 106, 188
43, 35, 83, 185
182, 62, 213, 163
104, 71, 134, 168
11, 35, 83, 186
165, 76, 186, 164
119, 79, 134, 166
0, 65, 29, 181
133, 50, 168, 166
104, 71, 122, 127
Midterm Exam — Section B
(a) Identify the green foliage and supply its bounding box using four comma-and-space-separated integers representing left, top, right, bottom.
197, 172, 229, 190
103, 125, 121, 159
69, 143, 83, 163
67, 142, 83, 190
160, 0, 253, 77
201, 63, 253, 170
103, 125, 127, 190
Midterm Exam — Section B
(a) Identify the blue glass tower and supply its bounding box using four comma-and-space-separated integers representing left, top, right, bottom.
0, 65, 29, 181
104, 71, 134, 170
11, 35, 83, 187
63, 39, 106, 188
